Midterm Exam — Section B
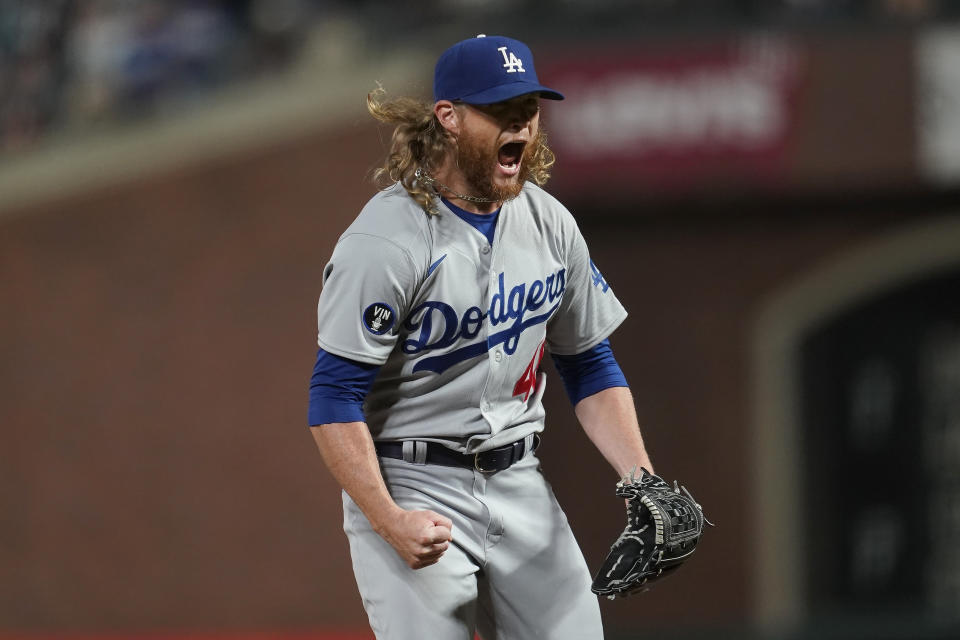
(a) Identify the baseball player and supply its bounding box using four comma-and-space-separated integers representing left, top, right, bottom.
308, 35, 655, 639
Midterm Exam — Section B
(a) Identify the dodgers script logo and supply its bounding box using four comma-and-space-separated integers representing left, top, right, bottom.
402, 269, 565, 373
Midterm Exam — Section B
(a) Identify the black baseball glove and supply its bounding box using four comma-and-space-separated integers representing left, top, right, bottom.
591, 467, 712, 599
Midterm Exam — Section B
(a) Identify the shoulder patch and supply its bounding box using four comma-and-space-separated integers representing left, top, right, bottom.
590, 260, 610, 292
363, 302, 396, 335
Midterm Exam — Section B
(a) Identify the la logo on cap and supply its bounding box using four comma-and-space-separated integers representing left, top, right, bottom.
499, 46, 525, 73
475, 34, 525, 74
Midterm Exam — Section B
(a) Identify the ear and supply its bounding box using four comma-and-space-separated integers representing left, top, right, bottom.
434, 100, 461, 137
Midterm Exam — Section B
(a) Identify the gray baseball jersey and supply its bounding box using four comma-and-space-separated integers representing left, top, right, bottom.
315, 181, 627, 452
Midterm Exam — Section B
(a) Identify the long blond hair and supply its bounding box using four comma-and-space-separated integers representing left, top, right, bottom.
366, 87, 556, 214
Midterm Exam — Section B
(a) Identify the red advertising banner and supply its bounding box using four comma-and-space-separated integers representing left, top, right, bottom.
539, 35, 807, 196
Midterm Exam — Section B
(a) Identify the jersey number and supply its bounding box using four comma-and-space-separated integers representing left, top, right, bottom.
513, 340, 545, 402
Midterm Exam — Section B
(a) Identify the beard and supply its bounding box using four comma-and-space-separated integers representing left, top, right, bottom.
456, 128, 540, 203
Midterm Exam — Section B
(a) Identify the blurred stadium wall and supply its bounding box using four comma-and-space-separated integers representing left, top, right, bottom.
2, 3, 960, 640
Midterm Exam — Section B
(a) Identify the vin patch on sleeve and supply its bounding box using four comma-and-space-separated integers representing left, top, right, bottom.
363, 302, 396, 335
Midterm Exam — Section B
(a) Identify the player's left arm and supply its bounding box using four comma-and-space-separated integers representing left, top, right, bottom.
550, 339, 653, 476
574, 386, 653, 477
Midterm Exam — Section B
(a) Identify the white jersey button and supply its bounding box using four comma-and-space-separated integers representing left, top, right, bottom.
481, 245, 491, 254
494, 350, 503, 363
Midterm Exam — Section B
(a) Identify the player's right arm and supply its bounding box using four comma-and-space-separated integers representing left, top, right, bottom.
310, 421, 452, 570
310, 224, 451, 569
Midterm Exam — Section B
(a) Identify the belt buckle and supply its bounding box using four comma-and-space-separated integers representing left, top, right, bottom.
474, 451, 494, 473
474, 441, 523, 474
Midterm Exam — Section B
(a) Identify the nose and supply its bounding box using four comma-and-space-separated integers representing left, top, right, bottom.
506, 107, 534, 132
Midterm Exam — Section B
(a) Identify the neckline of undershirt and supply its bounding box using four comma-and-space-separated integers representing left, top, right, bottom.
441, 197, 501, 245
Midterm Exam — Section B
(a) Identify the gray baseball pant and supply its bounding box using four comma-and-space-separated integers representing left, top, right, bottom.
342, 449, 604, 639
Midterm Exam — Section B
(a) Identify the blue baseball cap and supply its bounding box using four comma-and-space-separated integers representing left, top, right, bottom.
433, 34, 564, 105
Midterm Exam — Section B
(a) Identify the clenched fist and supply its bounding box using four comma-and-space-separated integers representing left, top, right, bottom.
378, 509, 454, 569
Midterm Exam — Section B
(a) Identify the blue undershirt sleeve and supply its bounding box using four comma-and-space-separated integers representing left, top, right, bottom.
308, 348, 381, 426
550, 338, 628, 406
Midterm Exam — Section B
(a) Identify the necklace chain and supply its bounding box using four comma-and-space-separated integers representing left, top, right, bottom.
415, 168, 498, 204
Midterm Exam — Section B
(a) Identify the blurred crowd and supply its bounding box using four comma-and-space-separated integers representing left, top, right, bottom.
0, 0, 329, 154
0, 0, 957, 156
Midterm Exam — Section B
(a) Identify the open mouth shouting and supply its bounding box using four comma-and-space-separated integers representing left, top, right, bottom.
497, 140, 527, 177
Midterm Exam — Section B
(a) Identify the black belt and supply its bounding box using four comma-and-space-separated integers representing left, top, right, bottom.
375, 435, 540, 473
